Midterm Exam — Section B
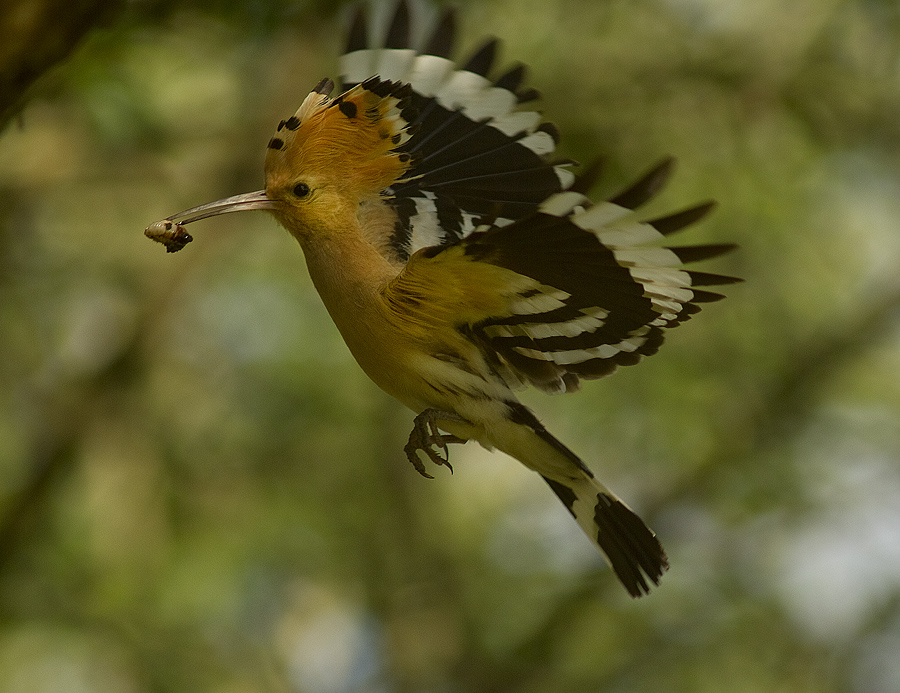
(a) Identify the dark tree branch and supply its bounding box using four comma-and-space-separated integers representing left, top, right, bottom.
0, 0, 124, 129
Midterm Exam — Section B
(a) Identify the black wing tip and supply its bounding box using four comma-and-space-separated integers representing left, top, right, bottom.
649, 200, 717, 236
425, 6, 456, 58
385, 0, 411, 49
671, 243, 739, 264
688, 270, 743, 287
345, 4, 368, 54
609, 157, 676, 210
464, 37, 499, 77
494, 63, 526, 92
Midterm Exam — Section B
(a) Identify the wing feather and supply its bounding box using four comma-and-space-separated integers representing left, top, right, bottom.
339, 0, 573, 263
387, 178, 739, 394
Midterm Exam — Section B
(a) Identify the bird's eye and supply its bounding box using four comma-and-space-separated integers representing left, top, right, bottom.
293, 182, 311, 198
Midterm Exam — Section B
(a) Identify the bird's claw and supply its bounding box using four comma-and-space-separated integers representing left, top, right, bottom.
404, 409, 467, 478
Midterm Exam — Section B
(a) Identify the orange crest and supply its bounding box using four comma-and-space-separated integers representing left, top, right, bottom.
265, 77, 415, 197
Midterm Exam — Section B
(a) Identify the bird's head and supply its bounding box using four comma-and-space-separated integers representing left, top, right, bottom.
145, 77, 415, 251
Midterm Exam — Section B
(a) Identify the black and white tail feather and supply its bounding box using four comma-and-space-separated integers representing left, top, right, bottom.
335, 1, 740, 597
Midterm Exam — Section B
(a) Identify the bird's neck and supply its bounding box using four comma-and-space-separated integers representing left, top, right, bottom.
294, 223, 400, 358
298, 224, 396, 300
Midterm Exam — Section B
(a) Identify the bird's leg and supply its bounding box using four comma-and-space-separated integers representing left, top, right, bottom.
404, 409, 469, 478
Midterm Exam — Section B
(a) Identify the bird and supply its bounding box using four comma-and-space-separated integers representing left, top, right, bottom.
145, 0, 739, 597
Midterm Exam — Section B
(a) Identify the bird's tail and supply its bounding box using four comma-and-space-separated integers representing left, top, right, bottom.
542, 474, 667, 597
493, 402, 668, 597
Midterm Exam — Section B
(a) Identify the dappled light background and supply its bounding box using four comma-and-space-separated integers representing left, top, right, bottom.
2, 0, 900, 690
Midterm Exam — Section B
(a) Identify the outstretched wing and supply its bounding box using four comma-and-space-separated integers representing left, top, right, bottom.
341, 0, 574, 262
386, 160, 740, 394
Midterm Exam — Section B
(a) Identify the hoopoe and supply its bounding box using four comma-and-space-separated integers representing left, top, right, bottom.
146, 1, 739, 597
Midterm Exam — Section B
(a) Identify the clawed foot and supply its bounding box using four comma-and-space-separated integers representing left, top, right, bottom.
404, 409, 468, 478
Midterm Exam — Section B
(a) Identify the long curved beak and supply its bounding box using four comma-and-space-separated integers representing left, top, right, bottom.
145, 190, 279, 252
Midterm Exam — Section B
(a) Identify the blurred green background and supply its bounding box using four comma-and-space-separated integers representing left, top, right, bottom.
3, 0, 900, 690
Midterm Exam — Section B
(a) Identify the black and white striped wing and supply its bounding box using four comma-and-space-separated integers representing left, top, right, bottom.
461, 161, 741, 393
340, 0, 574, 262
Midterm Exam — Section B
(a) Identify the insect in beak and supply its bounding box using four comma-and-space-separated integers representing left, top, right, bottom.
144, 190, 278, 252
